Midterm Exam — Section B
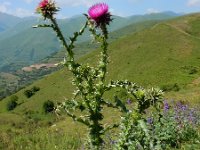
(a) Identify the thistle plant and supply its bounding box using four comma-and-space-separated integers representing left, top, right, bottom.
35, 1, 163, 149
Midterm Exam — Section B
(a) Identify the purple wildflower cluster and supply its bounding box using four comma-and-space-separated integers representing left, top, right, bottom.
161, 100, 199, 126
173, 101, 199, 127
145, 100, 200, 148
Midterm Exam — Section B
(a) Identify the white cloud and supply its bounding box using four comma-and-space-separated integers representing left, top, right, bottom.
146, 8, 160, 14
0, 2, 11, 13
56, 0, 104, 7
23, 0, 35, 4
109, 8, 126, 17
0, 1, 34, 17
15, 8, 34, 17
187, 0, 200, 6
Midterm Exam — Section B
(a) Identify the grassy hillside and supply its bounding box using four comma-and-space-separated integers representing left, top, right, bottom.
1, 13, 200, 149
44, 20, 161, 63
1, 12, 200, 112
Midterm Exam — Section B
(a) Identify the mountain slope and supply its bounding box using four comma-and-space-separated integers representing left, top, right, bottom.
44, 20, 161, 63
1, 13, 200, 113
0, 12, 21, 32
0, 17, 166, 99
127, 11, 180, 22
0, 12, 180, 71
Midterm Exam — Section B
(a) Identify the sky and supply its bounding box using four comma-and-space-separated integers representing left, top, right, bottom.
1, 0, 200, 18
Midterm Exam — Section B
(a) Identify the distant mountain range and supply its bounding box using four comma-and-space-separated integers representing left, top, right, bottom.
0, 11, 181, 71
0, 12, 21, 32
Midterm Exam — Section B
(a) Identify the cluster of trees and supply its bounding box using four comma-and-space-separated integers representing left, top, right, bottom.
24, 86, 40, 98
7, 93, 55, 114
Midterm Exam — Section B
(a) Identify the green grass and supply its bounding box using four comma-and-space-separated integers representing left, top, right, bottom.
0, 122, 84, 150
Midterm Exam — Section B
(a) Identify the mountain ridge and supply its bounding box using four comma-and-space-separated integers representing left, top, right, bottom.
0, 11, 180, 72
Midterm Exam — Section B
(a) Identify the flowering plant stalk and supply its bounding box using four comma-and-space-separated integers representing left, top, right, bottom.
35, 1, 163, 149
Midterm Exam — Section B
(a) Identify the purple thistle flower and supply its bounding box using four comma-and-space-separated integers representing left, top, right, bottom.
181, 105, 187, 111
38, 0, 48, 8
127, 99, 132, 105
147, 117, 153, 125
88, 3, 112, 27
88, 3, 108, 20
163, 100, 169, 111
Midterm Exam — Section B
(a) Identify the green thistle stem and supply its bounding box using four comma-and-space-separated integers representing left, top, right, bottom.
49, 16, 74, 61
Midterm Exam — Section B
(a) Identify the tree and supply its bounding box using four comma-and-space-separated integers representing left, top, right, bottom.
43, 100, 54, 113
7, 95, 18, 111
24, 90, 33, 98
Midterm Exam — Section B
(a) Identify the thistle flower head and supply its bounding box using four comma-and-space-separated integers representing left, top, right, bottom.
36, 0, 59, 19
39, 0, 48, 8
88, 3, 108, 20
88, 3, 112, 28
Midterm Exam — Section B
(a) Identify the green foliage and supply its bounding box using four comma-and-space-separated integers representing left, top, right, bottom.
43, 100, 54, 113
114, 101, 200, 150
24, 86, 40, 98
148, 102, 199, 149
7, 95, 18, 111
116, 112, 152, 150
24, 89, 34, 98
31, 86, 40, 93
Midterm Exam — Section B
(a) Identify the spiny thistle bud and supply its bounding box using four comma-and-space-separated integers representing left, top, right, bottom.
36, 0, 59, 19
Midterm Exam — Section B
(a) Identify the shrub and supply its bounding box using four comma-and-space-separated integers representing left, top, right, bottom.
7, 96, 18, 111
31, 86, 40, 93
43, 100, 54, 113
24, 86, 40, 98
24, 90, 33, 98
